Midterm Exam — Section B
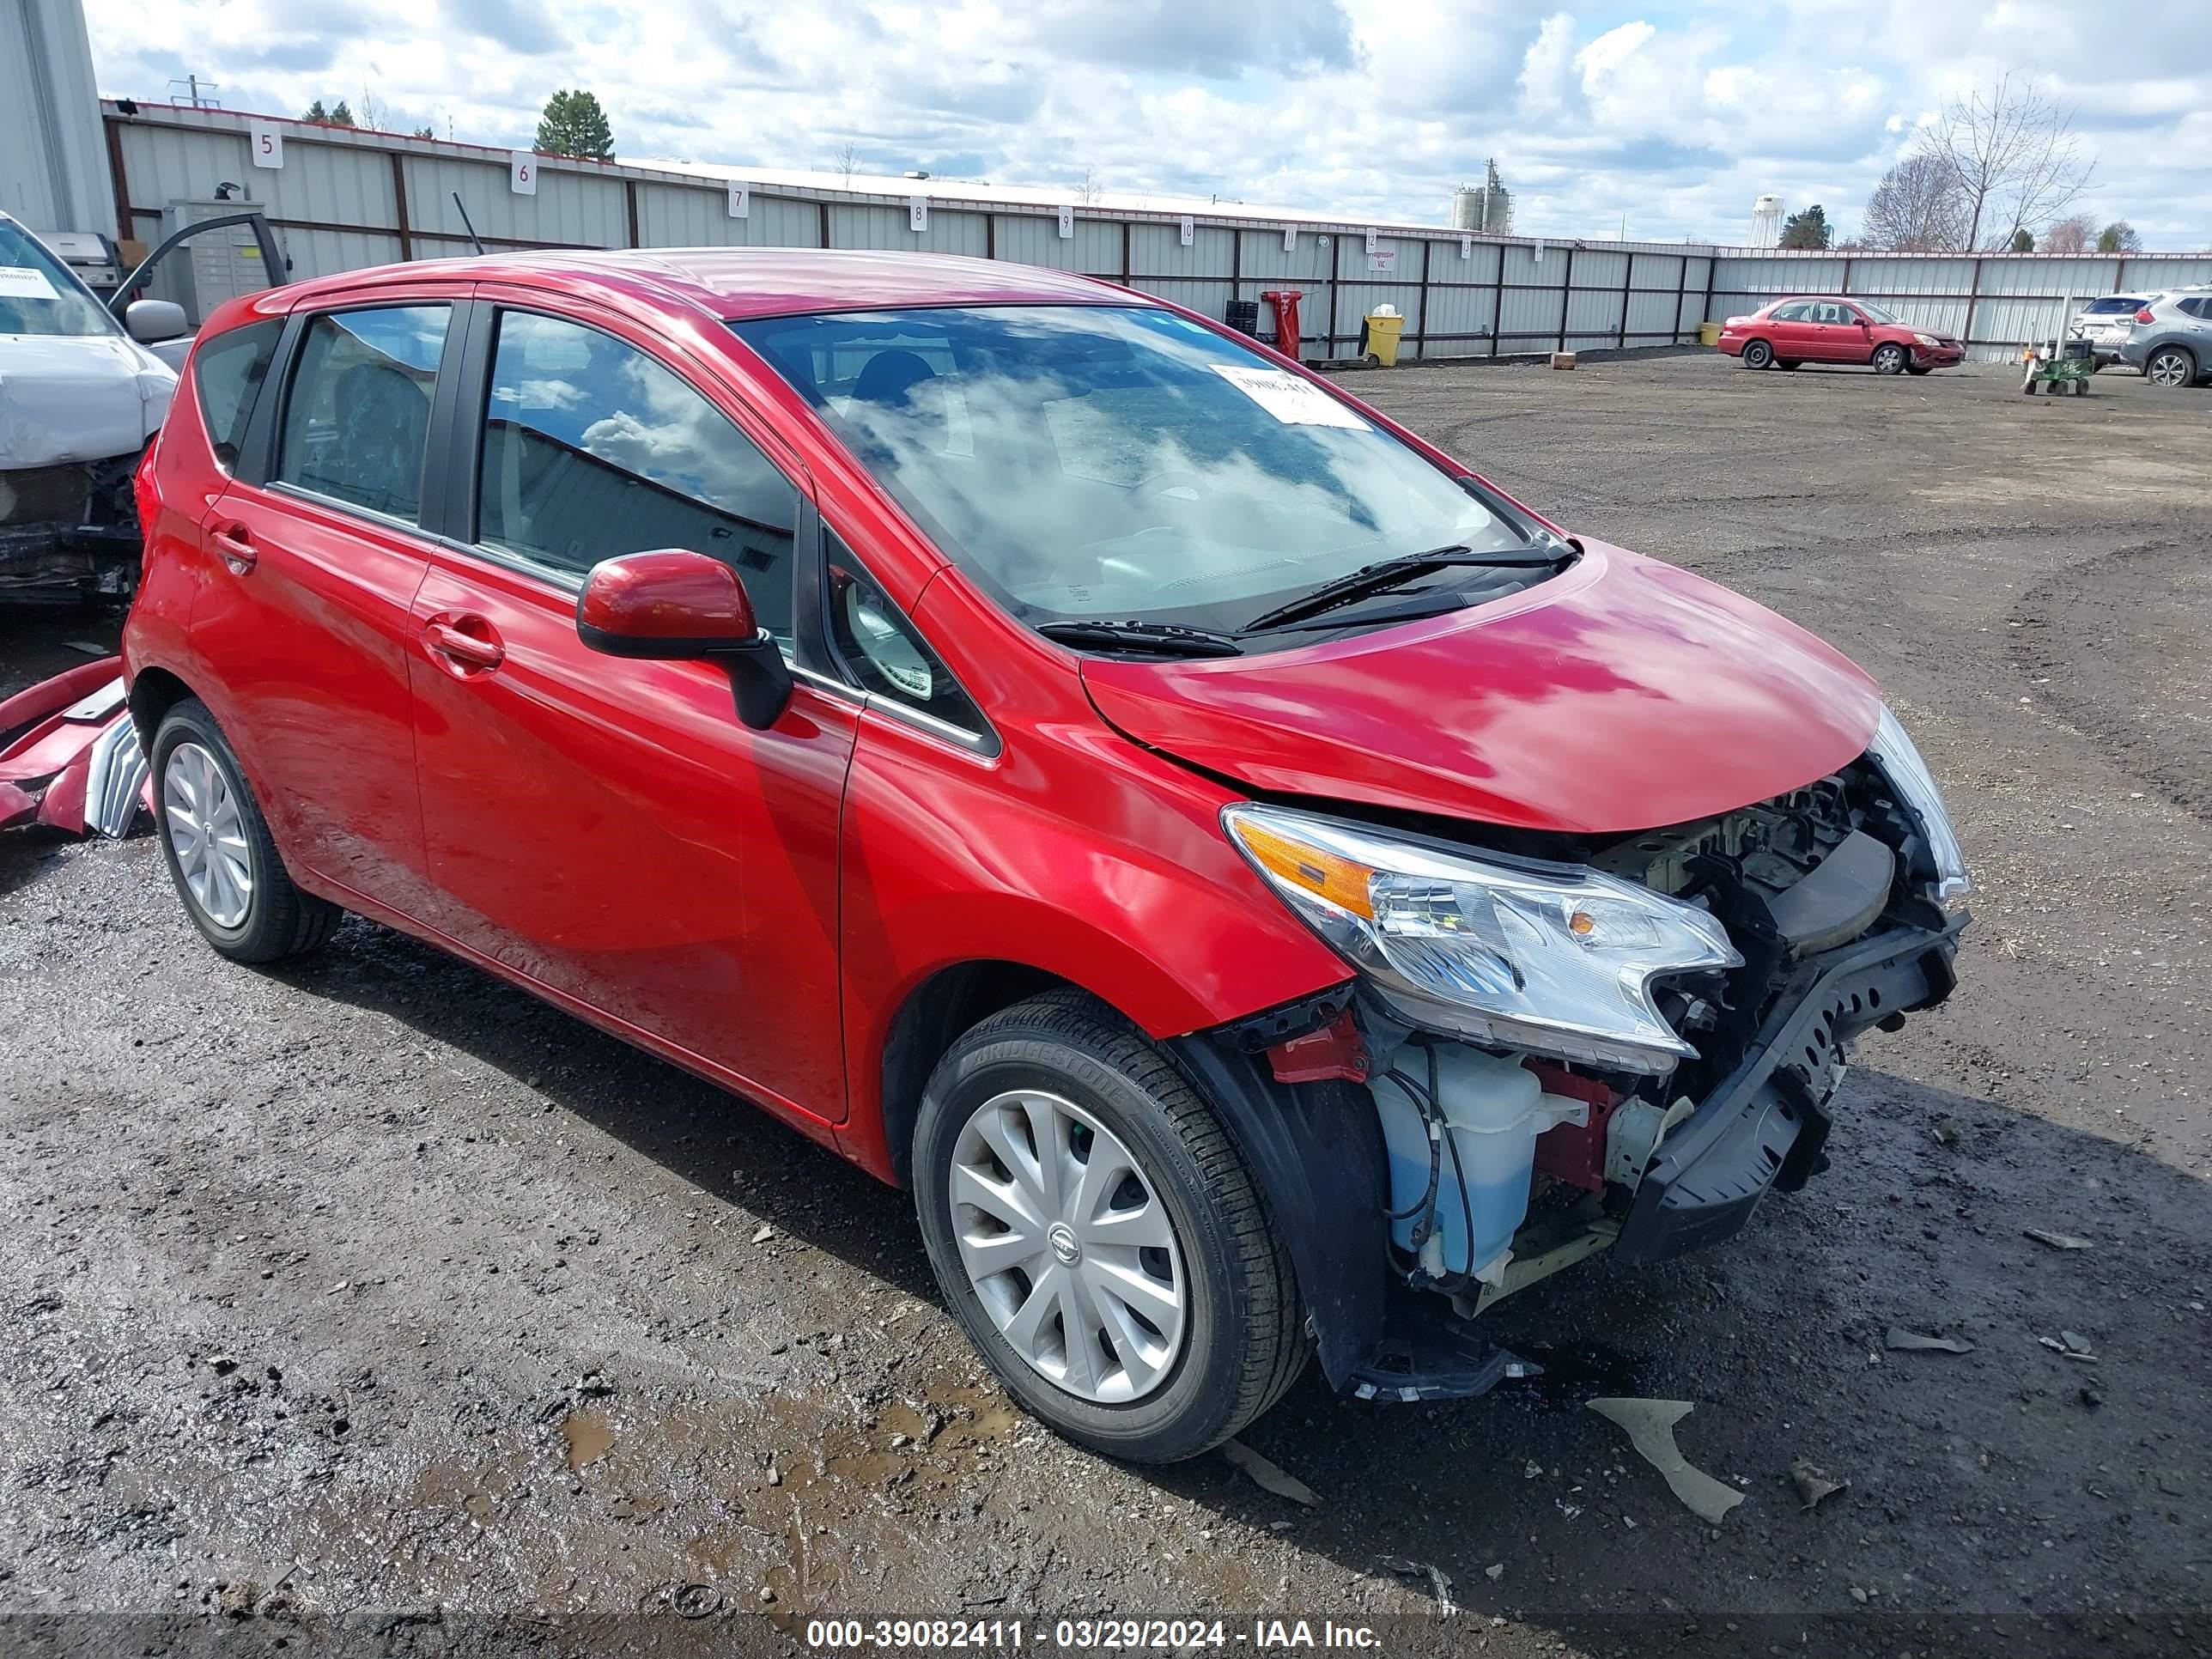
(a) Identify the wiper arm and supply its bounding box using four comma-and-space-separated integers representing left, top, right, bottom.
1036, 619, 1245, 658
1243, 544, 1569, 634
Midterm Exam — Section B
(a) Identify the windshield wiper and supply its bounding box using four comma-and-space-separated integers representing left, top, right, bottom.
1036, 619, 1245, 658
1242, 543, 1571, 634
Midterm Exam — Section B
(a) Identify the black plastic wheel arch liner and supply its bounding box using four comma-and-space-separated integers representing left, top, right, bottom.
1165, 1024, 1390, 1391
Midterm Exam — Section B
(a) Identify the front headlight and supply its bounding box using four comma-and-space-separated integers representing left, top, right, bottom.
1867, 707, 1972, 902
1223, 805, 1741, 1075
1914, 332, 1940, 348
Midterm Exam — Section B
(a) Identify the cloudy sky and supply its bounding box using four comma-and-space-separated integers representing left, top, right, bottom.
86, 0, 2212, 248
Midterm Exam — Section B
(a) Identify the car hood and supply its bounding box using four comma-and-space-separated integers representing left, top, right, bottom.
1079, 539, 1886, 836
0, 331, 174, 470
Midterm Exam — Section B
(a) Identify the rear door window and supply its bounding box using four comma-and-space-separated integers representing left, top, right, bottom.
1769, 302, 1810, 322
275, 305, 451, 525
192, 319, 283, 470
475, 309, 801, 646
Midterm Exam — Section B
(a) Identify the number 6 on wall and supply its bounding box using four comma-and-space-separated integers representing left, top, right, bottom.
511, 153, 537, 196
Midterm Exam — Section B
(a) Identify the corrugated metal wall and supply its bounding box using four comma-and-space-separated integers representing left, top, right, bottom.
105, 103, 2209, 365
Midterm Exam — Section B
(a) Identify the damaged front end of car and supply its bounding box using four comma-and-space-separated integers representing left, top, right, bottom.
1183, 708, 1967, 1403
0, 453, 147, 604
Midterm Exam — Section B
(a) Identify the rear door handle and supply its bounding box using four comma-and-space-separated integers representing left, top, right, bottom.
423, 617, 505, 672
211, 522, 256, 574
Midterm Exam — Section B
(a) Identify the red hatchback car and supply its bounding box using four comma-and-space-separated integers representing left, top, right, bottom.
1717, 295, 1966, 374
125, 249, 1969, 1462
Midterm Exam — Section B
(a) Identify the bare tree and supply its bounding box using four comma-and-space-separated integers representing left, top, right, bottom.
1076, 166, 1102, 207
1861, 152, 1968, 251
2039, 212, 2098, 254
834, 141, 860, 181
2096, 220, 2142, 253
1926, 73, 2094, 249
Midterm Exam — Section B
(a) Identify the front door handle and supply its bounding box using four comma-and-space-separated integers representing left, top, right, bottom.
210, 522, 256, 574
423, 617, 505, 673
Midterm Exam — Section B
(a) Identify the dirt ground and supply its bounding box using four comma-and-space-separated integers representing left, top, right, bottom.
3, 353, 2208, 1658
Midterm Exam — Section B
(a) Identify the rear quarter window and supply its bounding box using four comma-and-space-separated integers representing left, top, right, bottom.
191, 319, 283, 470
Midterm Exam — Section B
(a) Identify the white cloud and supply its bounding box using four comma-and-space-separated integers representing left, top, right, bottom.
81, 0, 2212, 247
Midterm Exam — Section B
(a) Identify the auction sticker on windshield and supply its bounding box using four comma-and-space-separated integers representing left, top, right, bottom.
0, 265, 63, 301
1210, 363, 1370, 429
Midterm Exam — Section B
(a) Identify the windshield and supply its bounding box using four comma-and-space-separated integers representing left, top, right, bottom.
1854, 301, 1899, 325
731, 305, 1531, 636
0, 219, 118, 338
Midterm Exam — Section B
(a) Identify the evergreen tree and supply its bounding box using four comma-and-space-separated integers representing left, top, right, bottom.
535, 89, 615, 161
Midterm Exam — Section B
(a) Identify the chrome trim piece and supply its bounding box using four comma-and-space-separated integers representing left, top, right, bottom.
83, 717, 149, 839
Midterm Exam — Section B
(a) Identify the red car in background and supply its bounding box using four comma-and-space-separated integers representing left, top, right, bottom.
122, 249, 1969, 1462
1717, 296, 1966, 374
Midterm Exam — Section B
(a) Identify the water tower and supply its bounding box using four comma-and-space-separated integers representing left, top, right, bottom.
1751, 194, 1784, 249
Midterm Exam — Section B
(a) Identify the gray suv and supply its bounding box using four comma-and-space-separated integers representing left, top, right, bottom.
2120, 286, 2212, 388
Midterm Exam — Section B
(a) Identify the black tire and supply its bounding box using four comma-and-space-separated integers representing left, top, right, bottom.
1741, 339, 1773, 369
2144, 345, 2197, 389
1872, 343, 1909, 375
150, 698, 341, 963
912, 990, 1306, 1463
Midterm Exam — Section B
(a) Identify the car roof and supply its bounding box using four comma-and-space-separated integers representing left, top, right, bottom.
276, 246, 1138, 322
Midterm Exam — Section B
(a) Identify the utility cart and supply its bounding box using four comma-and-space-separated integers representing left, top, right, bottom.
2021, 337, 2097, 396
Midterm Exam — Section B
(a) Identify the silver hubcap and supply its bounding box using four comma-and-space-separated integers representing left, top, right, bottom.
948, 1091, 1186, 1404
2149, 353, 2187, 386
163, 741, 253, 928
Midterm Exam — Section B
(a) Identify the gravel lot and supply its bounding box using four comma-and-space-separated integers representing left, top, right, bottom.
3, 352, 2208, 1657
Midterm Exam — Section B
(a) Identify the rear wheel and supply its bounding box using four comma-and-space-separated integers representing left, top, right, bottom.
1741, 339, 1774, 370
2145, 346, 2197, 388
912, 991, 1307, 1462
151, 699, 340, 963
1872, 343, 1909, 375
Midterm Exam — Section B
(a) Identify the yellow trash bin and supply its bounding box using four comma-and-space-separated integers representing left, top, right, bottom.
1362, 310, 1406, 367
1698, 320, 1723, 347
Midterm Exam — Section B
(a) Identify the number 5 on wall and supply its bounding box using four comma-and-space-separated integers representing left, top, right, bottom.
249, 121, 283, 169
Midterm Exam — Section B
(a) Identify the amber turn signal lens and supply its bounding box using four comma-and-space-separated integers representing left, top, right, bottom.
1234, 820, 1376, 920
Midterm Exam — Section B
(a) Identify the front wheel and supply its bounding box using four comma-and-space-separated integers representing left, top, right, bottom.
912, 992, 1307, 1463
1741, 339, 1774, 369
1873, 343, 1909, 375
2145, 346, 2198, 389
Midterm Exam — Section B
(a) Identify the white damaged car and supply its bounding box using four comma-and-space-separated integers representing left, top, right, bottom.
1, 210, 185, 603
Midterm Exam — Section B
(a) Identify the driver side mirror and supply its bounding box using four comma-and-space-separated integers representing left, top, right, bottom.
576, 549, 792, 730
125, 299, 188, 343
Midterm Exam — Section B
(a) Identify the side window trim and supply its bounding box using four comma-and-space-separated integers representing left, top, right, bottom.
258, 298, 465, 534
819, 527, 997, 756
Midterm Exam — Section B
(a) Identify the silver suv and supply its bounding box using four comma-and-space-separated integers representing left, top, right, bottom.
2119, 286, 2212, 388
